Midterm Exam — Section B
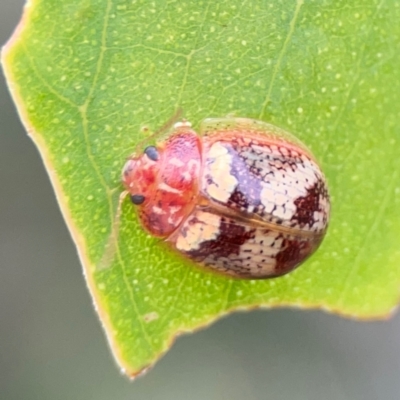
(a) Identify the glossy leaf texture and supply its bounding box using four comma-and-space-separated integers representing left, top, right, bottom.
2, 0, 400, 376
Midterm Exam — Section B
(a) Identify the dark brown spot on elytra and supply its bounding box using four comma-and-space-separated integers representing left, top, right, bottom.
275, 239, 309, 273
187, 217, 256, 261
291, 179, 326, 228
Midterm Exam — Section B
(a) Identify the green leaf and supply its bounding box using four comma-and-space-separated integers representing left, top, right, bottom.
2, 0, 400, 376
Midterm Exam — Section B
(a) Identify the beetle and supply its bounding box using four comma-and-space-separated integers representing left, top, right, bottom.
122, 117, 330, 279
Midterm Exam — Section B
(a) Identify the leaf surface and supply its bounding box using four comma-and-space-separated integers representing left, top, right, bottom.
3, 0, 400, 375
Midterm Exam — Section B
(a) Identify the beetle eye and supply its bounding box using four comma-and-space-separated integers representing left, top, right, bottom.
130, 194, 145, 205
144, 146, 159, 161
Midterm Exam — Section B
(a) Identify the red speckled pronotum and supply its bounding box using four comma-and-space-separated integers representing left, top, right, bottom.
122, 117, 330, 279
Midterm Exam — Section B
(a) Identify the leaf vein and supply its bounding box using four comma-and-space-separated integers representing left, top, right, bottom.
22, 45, 78, 108
258, 0, 304, 119
78, 0, 155, 353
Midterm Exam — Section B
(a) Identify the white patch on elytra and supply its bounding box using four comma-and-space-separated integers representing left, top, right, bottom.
259, 153, 324, 227
260, 186, 276, 214
274, 193, 288, 206
204, 142, 238, 203
175, 211, 221, 252
273, 205, 292, 220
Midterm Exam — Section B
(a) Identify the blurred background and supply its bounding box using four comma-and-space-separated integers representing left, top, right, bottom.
1, 1, 400, 399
